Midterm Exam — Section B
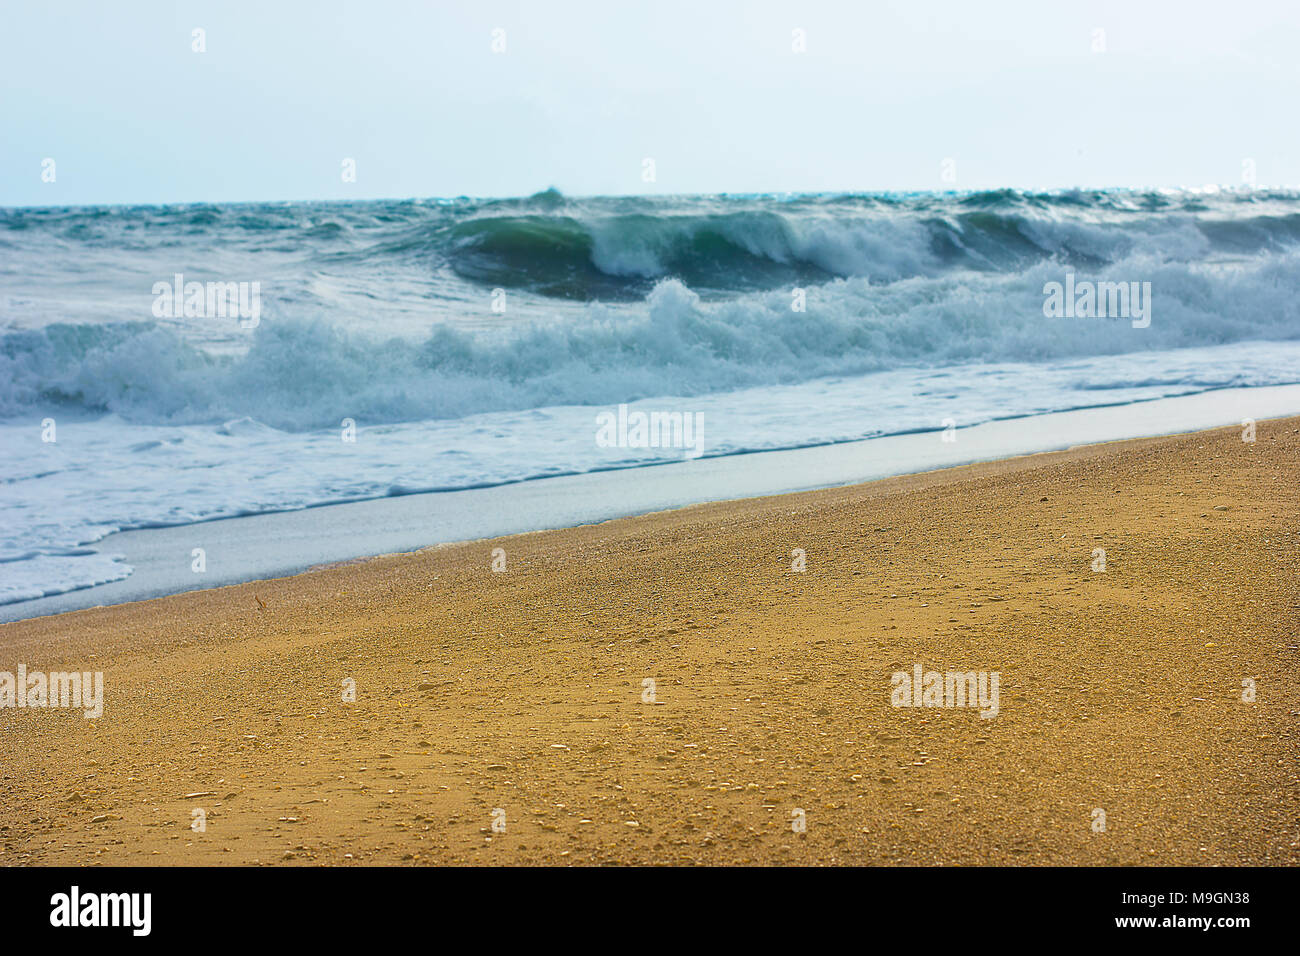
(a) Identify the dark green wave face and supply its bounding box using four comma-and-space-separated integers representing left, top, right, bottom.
442, 212, 842, 299
445, 215, 625, 299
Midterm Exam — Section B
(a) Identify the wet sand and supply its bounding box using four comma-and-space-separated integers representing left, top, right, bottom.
1, 419, 1297, 865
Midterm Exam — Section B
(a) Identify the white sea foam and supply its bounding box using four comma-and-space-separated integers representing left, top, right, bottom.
3, 340, 1297, 604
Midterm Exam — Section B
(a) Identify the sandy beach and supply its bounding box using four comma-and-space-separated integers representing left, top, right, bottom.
1, 418, 1296, 866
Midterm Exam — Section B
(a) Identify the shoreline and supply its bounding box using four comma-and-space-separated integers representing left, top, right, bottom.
1, 416, 1296, 865
6, 382, 1300, 624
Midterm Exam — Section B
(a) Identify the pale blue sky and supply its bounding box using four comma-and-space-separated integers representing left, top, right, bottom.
3, 0, 1297, 206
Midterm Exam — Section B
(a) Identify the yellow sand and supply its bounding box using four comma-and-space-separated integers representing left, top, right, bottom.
1, 419, 1297, 865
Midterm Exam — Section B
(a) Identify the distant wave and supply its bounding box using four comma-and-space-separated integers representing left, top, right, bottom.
8, 186, 1300, 298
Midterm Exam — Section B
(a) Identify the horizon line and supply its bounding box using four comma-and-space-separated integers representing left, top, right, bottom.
2, 181, 1293, 212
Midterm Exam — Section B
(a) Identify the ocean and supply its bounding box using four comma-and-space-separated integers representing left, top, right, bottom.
3, 186, 1300, 606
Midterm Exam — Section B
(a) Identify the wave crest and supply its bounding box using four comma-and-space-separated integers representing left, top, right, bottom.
5, 243, 1299, 429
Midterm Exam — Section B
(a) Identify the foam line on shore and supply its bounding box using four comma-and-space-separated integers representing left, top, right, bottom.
4, 383, 1299, 623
